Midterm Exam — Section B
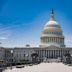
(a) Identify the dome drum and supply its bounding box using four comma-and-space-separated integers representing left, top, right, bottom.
41, 37, 64, 44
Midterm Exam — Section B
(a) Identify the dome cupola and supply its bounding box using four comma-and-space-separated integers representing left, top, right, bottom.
40, 9, 65, 48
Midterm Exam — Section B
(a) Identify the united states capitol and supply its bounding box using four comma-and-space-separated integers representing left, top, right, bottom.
0, 9, 72, 64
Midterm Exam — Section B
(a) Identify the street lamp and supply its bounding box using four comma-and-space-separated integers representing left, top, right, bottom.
25, 53, 28, 60
71, 54, 72, 57
10, 50, 13, 69
71, 54, 72, 64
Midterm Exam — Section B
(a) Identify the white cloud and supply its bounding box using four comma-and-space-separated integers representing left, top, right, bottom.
65, 35, 72, 47
0, 37, 8, 40
0, 24, 13, 39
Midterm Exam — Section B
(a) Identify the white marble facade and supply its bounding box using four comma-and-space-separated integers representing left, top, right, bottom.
0, 46, 72, 62
12, 46, 72, 62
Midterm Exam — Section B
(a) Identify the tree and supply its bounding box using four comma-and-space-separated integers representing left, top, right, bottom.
31, 53, 39, 63
64, 53, 71, 64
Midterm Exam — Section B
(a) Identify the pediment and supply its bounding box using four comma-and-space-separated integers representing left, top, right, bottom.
45, 45, 60, 50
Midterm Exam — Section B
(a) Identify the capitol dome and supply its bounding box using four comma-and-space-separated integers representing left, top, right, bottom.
40, 9, 65, 48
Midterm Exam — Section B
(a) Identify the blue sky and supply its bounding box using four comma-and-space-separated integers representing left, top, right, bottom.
0, 0, 72, 47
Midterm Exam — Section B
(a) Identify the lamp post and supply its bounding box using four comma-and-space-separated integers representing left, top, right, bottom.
25, 53, 28, 60
10, 50, 13, 69
70, 54, 72, 64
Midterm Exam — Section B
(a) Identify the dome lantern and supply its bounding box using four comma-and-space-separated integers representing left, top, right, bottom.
50, 9, 55, 21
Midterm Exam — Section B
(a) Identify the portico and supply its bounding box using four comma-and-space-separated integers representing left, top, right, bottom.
34, 46, 70, 61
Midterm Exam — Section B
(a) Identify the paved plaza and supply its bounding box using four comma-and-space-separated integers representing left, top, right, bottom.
4, 63, 72, 72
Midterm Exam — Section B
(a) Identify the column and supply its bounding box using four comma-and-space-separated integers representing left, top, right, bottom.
58, 38, 60, 43
50, 50, 51, 58
52, 38, 53, 42
47, 50, 48, 58
54, 50, 55, 58
59, 50, 60, 57
50, 37, 52, 42
46, 50, 47, 58
56, 37, 57, 43
43, 50, 44, 59
46, 37, 47, 43
45, 50, 46, 57
56, 50, 58, 58
47, 38, 48, 42
49, 50, 50, 58
48, 37, 50, 42
38, 50, 40, 58
55, 37, 56, 42
62, 38, 64, 44
57, 37, 58, 43
56, 50, 57, 58
39, 50, 41, 58
41, 50, 43, 60
52, 50, 53, 58
59, 38, 60, 43
61, 50, 62, 58
53, 37, 54, 42
60, 38, 61, 43
47, 50, 49, 58
53, 37, 55, 42
53, 50, 54, 58
54, 50, 56, 58
60, 50, 62, 57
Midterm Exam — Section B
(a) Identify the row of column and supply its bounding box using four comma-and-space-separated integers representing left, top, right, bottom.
36, 50, 69, 59
41, 37, 64, 44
